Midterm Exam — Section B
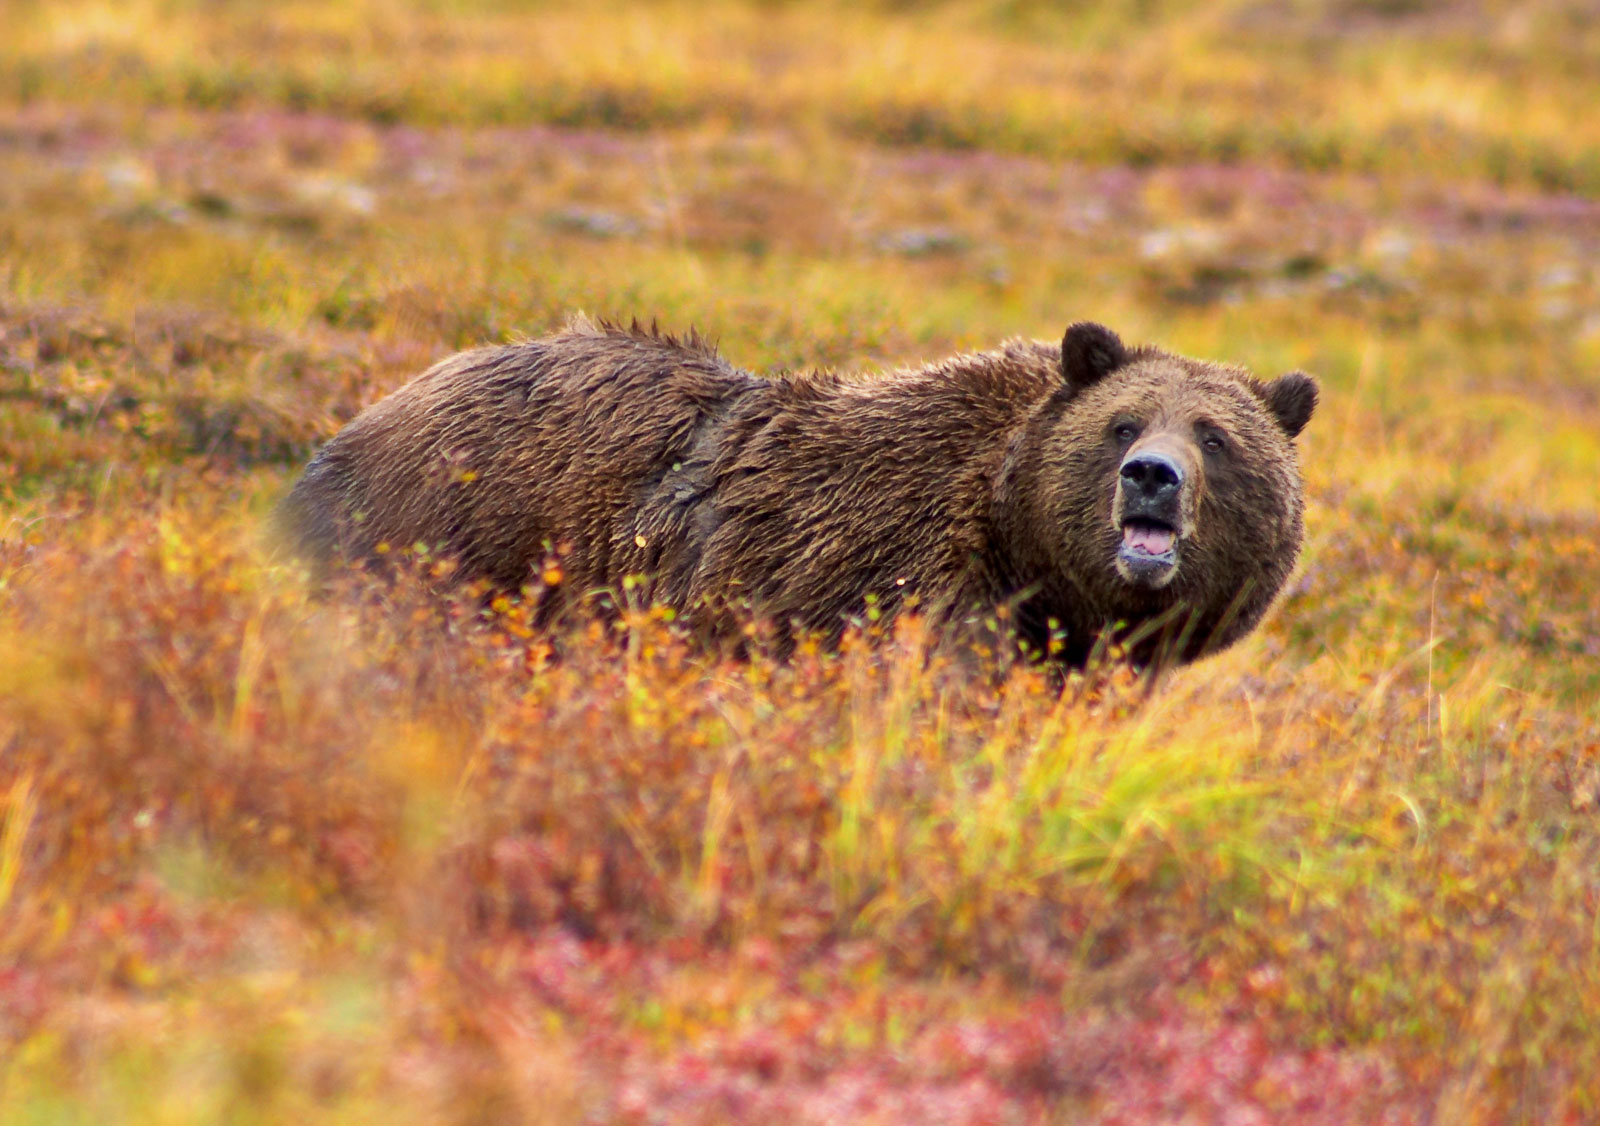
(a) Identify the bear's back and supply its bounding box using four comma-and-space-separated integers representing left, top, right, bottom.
279, 320, 768, 590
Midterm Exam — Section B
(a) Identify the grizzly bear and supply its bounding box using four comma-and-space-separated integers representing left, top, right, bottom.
278, 317, 1316, 667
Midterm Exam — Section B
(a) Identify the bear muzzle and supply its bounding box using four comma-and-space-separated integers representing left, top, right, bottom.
1112, 447, 1193, 589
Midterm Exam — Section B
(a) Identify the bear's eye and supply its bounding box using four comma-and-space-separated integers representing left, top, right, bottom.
1113, 422, 1140, 444
1201, 431, 1227, 454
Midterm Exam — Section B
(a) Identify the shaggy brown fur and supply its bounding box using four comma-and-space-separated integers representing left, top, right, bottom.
278, 317, 1317, 667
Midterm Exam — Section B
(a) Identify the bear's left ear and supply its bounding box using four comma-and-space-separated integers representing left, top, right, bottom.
1061, 322, 1128, 394
1261, 372, 1319, 439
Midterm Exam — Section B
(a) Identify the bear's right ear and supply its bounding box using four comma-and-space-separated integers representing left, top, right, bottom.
1061, 322, 1128, 393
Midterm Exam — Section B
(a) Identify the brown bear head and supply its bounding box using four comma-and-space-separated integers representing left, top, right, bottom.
999, 322, 1317, 664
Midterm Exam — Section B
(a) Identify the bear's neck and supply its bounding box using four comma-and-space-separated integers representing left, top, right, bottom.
983, 408, 1105, 662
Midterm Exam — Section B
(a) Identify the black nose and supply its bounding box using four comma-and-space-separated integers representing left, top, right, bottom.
1120, 452, 1184, 504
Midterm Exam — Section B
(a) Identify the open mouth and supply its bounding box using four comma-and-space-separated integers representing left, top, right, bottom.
1116, 517, 1179, 586
1122, 518, 1175, 557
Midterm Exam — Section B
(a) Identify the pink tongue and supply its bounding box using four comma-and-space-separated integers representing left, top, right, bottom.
1123, 524, 1175, 555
